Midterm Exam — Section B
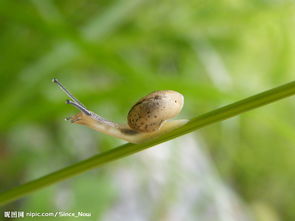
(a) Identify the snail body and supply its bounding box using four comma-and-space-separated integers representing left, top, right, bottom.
53, 78, 187, 143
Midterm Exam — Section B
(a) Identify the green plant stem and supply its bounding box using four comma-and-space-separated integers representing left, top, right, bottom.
1, 81, 295, 206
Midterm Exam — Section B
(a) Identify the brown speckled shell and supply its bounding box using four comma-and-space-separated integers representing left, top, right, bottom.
127, 90, 184, 132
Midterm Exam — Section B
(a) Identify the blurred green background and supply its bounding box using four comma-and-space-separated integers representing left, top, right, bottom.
1, 0, 295, 220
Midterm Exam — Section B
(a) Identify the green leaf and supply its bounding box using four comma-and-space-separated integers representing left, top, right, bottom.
0, 80, 294, 206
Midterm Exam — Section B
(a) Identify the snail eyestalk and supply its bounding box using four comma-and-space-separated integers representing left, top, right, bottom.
52, 78, 86, 109
65, 99, 91, 116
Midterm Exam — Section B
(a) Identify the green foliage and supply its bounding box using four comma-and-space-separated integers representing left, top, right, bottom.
1, 0, 295, 220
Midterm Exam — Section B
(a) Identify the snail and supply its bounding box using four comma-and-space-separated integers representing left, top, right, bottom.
53, 78, 187, 143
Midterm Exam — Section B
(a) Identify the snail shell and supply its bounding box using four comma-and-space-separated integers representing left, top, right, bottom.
127, 90, 184, 132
